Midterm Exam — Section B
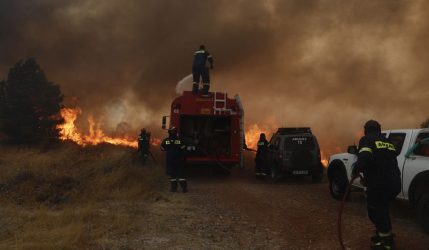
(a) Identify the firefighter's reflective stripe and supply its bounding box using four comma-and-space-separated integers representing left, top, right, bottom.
174, 140, 181, 145
257, 142, 266, 146
359, 147, 373, 154
207, 55, 212, 58
202, 83, 210, 86
181, 145, 186, 149
375, 141, 396, 151
165, 140, 171, 145
178, 178, 186, 181
170, 178, 177, 182
194, 50, 205, 54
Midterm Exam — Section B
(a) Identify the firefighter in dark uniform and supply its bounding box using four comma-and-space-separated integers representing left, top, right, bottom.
352, 120, 401, 250
138, 128, 150, 164
255, 133, 269, 179
192, 45, 214, 95
160, 127, 188, 193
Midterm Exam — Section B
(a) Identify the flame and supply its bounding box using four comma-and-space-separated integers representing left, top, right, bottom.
320, 150, 329, 167
245, 124, 274, 150
57, 107, 156, 148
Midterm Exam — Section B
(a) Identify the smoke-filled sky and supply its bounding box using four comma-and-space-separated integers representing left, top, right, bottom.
1, 0, 429, 153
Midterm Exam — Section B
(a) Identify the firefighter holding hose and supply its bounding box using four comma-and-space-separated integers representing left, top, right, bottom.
138, 128, 150, 164
352, 120, 401, 250
255, 133, 269, 179
161, 127, 188, 193
192, 45, 213, 96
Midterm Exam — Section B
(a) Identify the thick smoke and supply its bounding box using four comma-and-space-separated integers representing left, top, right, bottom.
1, 0, 428, 154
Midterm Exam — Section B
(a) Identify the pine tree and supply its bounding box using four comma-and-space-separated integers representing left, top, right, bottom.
0, 58, 64, 144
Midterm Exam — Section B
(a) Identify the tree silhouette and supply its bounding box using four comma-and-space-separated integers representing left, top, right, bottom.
0, 58, 64, 144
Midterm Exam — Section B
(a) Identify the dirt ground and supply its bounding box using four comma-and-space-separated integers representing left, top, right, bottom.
139, 167, 429, 250
1, 146, 427, 249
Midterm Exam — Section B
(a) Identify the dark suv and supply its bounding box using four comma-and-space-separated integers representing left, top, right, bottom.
268, 128, 323, 182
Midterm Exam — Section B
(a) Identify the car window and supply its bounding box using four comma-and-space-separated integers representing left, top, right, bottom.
417, 132, 429, 141
413, 133, 429, 157
388, 133, 406, 153
284, 136, 315, 150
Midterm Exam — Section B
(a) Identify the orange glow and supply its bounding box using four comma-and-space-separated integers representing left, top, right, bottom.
57, 107, 157, 148
320, 150, 329, 167
245, 124, 274, 150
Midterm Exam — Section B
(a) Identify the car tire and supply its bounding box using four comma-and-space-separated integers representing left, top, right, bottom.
270, 164, 282, 182
329, 169, 348, 200
417, 193, 429, 234
312, 170, 323, 182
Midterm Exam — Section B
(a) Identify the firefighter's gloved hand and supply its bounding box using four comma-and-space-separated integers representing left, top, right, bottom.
351, 163, 362, 178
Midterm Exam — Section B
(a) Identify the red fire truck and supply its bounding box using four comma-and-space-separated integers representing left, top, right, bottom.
162, 91, 245, 171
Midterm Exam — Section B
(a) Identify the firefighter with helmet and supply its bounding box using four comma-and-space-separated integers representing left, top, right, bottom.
138, 128, 150, 164
255, 133, 269, 179
160, 127, 188, 193
352, 120, 401, 250
192, 45, 214, 95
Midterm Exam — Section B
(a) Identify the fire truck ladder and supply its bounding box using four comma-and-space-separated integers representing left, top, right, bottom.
235, 94, 245, 168
213, 92, 231, 115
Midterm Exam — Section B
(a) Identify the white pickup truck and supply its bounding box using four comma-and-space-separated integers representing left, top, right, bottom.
327, 128, 429, 233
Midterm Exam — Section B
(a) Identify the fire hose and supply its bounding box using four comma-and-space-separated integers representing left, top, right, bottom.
338, 175, 362, 250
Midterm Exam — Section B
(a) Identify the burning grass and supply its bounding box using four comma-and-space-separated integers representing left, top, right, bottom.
0, 143, 165, 249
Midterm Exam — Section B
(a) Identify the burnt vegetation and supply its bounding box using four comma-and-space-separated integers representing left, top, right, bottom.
0, 58, 63, 144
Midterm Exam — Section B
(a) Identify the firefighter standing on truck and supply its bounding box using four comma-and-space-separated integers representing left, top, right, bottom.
161, 127, 188, 193
255, 133, 269, 179
192, 45, 213, 95
352, 120, 401, 250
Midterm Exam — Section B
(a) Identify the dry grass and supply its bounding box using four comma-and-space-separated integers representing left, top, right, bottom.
0, 143, 165, 249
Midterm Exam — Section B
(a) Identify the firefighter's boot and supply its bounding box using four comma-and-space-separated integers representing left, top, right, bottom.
169, 179, 178, 192
202, 83, 210, 96
192, 83, 199, 94
179, 179, 188, 193
370, 233, 395, 250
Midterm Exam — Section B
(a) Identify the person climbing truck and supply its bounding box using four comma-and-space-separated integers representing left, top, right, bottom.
160, 127, 188, 193
192, 45, 213, 95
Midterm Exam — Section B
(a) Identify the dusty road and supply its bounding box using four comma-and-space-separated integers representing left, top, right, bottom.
140, 167, 429, 250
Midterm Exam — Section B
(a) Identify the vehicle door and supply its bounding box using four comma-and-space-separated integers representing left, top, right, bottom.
387, 131, 410, 198
402, 131, 429, 199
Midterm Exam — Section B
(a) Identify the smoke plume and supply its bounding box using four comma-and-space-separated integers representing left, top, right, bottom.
1, 0, 429, 155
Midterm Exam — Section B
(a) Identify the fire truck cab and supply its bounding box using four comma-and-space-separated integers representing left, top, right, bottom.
162, 91, 244, 171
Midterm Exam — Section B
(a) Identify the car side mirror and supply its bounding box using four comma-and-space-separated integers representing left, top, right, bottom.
347, 145, 358, 155
162, 116, 167, 130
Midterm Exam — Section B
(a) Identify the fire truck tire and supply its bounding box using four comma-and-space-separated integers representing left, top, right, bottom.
417, 193, 429, 234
